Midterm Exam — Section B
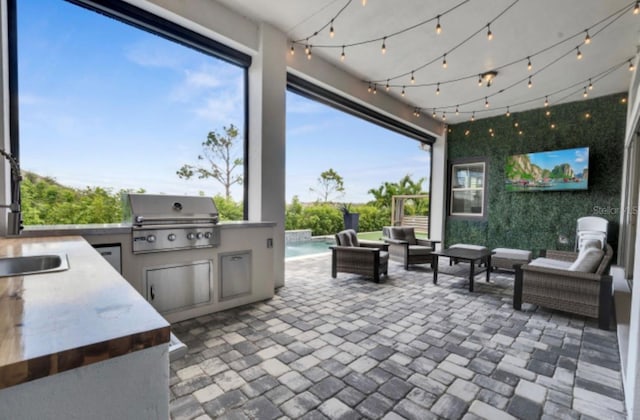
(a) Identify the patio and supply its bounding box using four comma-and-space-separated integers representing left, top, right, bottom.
169, 256, 625, 419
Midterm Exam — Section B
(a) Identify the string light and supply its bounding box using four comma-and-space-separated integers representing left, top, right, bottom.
528, 76, 532, 88
385, 80, 390, 91
436, 83, 441, 95
442, 54, 448, 69
527, 57, 532, 71
304, 43, 310, 55
545, 110, 551, 117
307, 46, 312, 60
514, 121, 519, 127
436, 15, 442, 34
290, 44, 295, 55
584, 30, 591, 45
432, 109, 437, 118
506, 106, 510, 117
381, 37, 387, 54
471, 111, 475, 121
373, 84, 377, 94
401, 86, 405, 96
588, 79, 593, 90
583, 86, 588, 98
464, 129, 470, 136
484, 96, 489, 108
550, 123, 556, 129
362, 0, 367, 6
329, 20, 335, 38
544, 96, 549, 107
455, 105, 460, 115
478, 75, 483, 87
635, 1, 639, 14
576, 46, 583, 60
630, 60, 636, 72
341, 46, 345, 61
486, 23, 493, 41
367, 83, 372, 93
585, 112, 591, 119
410, 71, 415, 84
442, 112, 447, 121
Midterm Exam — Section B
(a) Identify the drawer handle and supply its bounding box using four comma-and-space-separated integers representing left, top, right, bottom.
231, 256, 243, 261
150, 285, 155, 300
101, 251, 112, 256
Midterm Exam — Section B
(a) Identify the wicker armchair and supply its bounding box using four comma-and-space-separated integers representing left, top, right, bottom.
383, 227, 438, 270
513, 244, 614, 329
330, 229, 389, 283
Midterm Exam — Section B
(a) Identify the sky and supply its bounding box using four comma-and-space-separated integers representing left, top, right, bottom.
17, 0, 430, 204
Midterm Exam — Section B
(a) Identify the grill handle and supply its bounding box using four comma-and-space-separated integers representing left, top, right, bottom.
135, 215, 218, 225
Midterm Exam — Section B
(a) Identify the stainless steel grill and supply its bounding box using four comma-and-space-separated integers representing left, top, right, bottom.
128, 194, 220, 253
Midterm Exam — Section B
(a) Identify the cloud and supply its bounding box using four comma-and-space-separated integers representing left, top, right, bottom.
125, 39, 185, 69
193, 93, 243, 126
575, 149, 588, 163
19, 93, 47, 106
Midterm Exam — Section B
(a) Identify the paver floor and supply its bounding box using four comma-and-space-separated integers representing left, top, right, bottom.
169, 254, 626, 419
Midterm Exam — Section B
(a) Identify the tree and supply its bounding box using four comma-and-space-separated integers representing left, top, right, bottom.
367, 174, 428, 211
310, 168, 345, 202
177, 124, 243, 199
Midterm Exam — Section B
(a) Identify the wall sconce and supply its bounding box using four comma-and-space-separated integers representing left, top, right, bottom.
480, 70, 498, 87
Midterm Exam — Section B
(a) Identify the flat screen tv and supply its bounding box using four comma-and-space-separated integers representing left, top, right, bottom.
505, 146, 589, 192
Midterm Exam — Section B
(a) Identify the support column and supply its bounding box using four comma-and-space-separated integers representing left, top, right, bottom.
248, 23, 286, 287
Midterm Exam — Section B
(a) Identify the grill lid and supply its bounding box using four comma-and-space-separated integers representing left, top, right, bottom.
128, 194, 219, 226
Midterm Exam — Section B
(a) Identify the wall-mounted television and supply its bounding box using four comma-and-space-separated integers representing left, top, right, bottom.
505, 146, 589, 192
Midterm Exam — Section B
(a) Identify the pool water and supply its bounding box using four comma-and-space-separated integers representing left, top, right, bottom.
285, 239, 334, 258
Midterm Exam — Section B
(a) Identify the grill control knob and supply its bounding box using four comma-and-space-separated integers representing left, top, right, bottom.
146, 234, 156, 243
196, 232, 204, 239
187, 233, 196, 240
168, 233, 176, 241
204, 232, 212, 239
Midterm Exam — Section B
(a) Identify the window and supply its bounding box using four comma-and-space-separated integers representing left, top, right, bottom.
449, 161, 486, 217
9, 0, 250, 226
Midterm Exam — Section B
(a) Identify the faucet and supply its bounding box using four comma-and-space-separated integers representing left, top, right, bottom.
0, 148, 22, 235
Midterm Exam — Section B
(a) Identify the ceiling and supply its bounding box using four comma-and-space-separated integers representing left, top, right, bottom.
215, 0, 640, 123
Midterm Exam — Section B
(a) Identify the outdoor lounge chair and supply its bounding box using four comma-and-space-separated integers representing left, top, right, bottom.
383, 226, 437, 270
513, 242, 614, 329
330, 229, 389, 283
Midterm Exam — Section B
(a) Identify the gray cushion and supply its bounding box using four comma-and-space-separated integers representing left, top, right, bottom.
335, 229, 359, 247
407, 245, 433, 256
492, 248, 532, 260
569, 247, 604, 272
528, 258, 573, 270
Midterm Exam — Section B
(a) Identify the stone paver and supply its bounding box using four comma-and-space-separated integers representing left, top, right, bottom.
170, 254, 626, 419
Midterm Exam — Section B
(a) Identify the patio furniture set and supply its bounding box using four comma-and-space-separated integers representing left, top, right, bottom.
330, 218, 614, 329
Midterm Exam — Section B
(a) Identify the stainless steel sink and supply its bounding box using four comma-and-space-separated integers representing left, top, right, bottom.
0, 253, 69, 277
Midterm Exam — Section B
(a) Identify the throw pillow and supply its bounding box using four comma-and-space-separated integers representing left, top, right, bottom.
568, 247, 604, 272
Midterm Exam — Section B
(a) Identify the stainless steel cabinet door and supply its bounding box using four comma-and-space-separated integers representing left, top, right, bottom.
219, 252, 252, 300
145, 261, 212, 313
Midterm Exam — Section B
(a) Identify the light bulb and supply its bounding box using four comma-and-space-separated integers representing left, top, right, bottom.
485, 97, 489, 108
528, 76, 532, 88
307, 48, 312, 60
410, 71, 415, 84
367, 84, 372, 93
362, 0, 367, 6
506, 107, 510, 117
401, 86, 405, 96
551, 123, 556, 129
585, 112, 591, 119
471, 112, 475, 122
340, 46, 345, 61
432, 110, 436, 118
588, 79, 593, 90
545, 110, 551, 117
478, 75, 483, 87
329, 22, 335, 38
635, 1, 639, 14
630, 60, 636, 72
514, 121, 519, 127
487, 24, 493, 41
442, 113, 446, 121
544, 96, 549, 107
436, 16, 442, 34
373, 84, 377, 94
442, 54, 447, 68
385, 80, 390, 91
381, 37, 386, 54
583, 87, 588, 98
576, 47, 582, 60
584, 30, 591, 45
455, 105, 459, 115
436, 83, 440, 95
527, 57, 532, 71
290, 44, 295, 55
304, 44, 309, 55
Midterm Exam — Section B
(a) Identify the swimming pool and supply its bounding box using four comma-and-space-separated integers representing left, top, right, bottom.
285, 238, 334, 258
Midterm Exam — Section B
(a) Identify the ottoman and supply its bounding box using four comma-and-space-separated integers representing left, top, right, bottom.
492, 247, 532, 271
449, 244, 489, 266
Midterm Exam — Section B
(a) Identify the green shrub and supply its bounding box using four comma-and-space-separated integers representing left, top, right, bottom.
353, 204, 389, 231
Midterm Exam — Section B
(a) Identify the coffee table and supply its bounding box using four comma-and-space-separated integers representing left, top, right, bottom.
431, 247, 492, 292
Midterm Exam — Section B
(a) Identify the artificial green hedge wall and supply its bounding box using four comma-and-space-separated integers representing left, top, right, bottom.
446, 93, 626, 255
